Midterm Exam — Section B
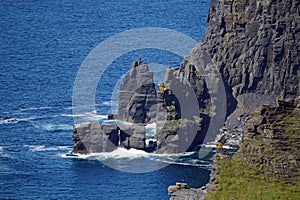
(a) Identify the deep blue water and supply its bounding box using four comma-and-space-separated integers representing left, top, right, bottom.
0, 0, 211, 199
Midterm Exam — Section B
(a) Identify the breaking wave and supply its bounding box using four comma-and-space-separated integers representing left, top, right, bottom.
62, 147, 211, 169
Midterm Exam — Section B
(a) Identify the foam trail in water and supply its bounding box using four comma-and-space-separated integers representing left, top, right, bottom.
199, 144, 236, 150
31, 123, 73, 132
25, 145, 72, 152
102, 101, 111, 106
0, 116, 49, 125
19, 106, 53, 111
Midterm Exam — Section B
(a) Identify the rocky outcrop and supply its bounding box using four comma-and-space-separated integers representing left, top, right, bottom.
204, 98, 300, 199
155, 67, 206, 153
168, 0, 299, 197
118, 59, 157, 124
72, 122, 119, 154
119, 124, 146, 150
156, 118, 203, 154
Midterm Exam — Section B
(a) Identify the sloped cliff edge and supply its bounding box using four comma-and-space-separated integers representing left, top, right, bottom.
169, 98, 300, 199
205, 98, 300, 199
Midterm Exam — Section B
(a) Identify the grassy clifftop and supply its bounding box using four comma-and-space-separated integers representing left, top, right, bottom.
206, 98, 300, 199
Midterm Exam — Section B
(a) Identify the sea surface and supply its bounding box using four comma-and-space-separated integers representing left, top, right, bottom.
0, 0, 213, 199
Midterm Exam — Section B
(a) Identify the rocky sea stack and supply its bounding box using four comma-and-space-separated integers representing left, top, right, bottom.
72, 60, 206, 154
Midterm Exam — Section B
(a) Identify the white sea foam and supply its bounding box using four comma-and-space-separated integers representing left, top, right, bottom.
25, 145, 72, 152
0, 116, 49, 125
70, 111, 108, 122
72, 147, 149, 160
62, 147, 209, 168
102, 101, 111, 106
31, 123, 73, 131
19, 106, 53, 111
162, 160, 211, 168
69, 148, 194, 160
145, 122, 157, 144
60, 113, 86, 117
199, 144, 236, 150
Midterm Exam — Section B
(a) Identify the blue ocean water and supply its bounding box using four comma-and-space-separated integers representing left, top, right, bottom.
0, 0, 212, 199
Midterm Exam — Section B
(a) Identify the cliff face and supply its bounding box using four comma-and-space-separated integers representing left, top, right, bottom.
203, 0, 300, 100
176, 0, 300, 145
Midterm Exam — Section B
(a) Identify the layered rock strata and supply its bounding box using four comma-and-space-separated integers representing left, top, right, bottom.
168, 0, 300, 198
71, 59, 207, 154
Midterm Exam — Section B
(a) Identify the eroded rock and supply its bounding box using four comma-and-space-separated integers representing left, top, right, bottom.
118, 60, 157, 124
72, 122, 119, 153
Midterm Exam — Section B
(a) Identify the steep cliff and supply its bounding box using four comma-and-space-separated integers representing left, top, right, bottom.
175, 0, 300, 145
238, 98, 300, 182
203, 0, 300, 100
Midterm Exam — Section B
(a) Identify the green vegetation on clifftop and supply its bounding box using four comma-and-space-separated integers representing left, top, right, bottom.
206, 99, 300, 200
205, 157, 300, 200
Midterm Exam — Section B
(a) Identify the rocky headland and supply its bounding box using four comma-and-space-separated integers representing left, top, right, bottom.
168, 0, 300, 199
